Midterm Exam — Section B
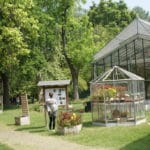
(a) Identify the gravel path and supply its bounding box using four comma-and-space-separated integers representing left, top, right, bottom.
0, 125, 109, 150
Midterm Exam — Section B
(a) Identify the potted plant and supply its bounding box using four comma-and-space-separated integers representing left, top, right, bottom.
91, 84, 132, 103
57, 111, 82, 135
91, 84, 117, 102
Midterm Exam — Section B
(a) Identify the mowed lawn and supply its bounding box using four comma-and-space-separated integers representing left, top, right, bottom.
0, 102, 150, 150
0, 143, 14, 150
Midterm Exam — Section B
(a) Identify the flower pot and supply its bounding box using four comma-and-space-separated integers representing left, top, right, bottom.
57, 124, 82, 135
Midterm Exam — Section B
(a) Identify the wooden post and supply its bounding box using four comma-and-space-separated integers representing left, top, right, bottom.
21, 94, 29, 116
0, 80, 3, 113
66, 86, 69, 110
43, 87, 47, 127
0, 95, 3, 113
15, 93, 30, 125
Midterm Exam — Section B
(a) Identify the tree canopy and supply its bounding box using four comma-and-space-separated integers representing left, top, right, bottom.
88, 0, 136, 28
0, 0, 148, 106
0, 0, 45, 105
133, 6, 150, 21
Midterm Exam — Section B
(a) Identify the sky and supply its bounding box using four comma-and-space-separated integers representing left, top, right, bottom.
83, 0, 150, 12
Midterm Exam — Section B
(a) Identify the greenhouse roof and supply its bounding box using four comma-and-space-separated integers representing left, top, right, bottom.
94, 18, 150, 61
91, 66, 144, 82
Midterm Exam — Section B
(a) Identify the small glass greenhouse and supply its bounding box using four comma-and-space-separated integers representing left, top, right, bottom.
90, 66, 146, 126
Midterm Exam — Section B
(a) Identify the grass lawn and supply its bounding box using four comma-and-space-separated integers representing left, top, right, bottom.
0, 102, 150, 150
0, 143, 14, 150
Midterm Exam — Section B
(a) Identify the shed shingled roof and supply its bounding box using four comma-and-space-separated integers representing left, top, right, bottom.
37, 80, 70, 87
94, 18, 150, 61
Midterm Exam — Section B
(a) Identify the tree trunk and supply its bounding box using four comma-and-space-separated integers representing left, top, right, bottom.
71, 68, 79, 100
61, 6, 80, 100
61, 25, 80, 100
1, 73, 10, 107
72, 75, 79, 100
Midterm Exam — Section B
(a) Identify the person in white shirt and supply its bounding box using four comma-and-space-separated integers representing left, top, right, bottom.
45, 92, 58, 130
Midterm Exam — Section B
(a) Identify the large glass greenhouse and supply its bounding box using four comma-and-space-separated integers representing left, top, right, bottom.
90, 66, 146, 126
92, 18, 150, 99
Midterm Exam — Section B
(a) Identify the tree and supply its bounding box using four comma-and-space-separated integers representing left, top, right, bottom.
34, 0, 96, 99
53, 0, 97, 99
65, 16, 96, 99
33, 0, 70, 81
10, 47, 47, 98
88, 0, 136, 29
133, 6, 150, 21
87, 0, 136, 71
0, 0, 39, 106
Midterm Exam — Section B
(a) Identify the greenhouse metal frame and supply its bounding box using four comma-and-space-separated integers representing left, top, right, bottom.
90, 66, 146, 126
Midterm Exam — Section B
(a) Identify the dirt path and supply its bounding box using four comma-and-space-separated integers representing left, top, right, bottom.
0, 125, 108, 150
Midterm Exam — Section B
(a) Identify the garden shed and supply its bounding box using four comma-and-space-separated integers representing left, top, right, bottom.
90, 66, 146, 126
92, 17, 150, 99
37, 80, 70, 107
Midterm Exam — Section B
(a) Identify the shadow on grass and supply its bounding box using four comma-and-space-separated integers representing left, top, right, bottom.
7, 123, 16, 126
4, 104, 20, 110
83, 121, 93, 128
16, 125, 45, 130
15, 125, 46, 133
29, 129, 47, 133
120, 134, 150, 150
15, 125, 60, 136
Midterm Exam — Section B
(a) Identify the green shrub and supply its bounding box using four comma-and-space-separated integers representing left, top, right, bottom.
29, 102, 41, 112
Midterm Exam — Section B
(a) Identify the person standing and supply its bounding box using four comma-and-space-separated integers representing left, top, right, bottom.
46, 92, 58, 130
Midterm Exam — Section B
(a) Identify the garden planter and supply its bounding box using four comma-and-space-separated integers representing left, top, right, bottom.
57, 111, 82, 134
57, 124, 82, 135
15, 116, 30, 125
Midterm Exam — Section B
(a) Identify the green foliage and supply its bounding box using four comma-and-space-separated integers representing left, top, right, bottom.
88, 0, 136, 28
0, 26, 29, 73
35, 0, 98, 99
33, 0, 69, 81
0, 0, 42, 100
133, 6, 150, 21
78, 77, 88, 92
66, 15, 95, 68
0, 0, 148, 101
29, 102, 41, 112
87, 0, 136, 48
